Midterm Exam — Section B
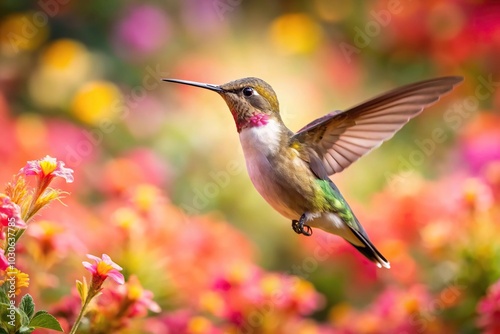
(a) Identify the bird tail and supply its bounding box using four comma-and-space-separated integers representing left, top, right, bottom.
346, 225, 390, 269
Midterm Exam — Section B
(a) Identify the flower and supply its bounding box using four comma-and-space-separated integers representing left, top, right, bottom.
83, 254, 125, 286
0, 267, 30, 295
123, 275, 161, 316
0, 13, 49, 55
477, 279, 500, 334
0, 250, 9, 271
268, 13, 324, 55
71, 81, 122, 125
95, 275, 160, 322
113, 4, 171, 58
28, 220, 66, 259
20, 155, 74, 183
460, 113, 500, 173
0, 194, 26, 228
462, 178, 494, 212
332, 285, 446, 333
72, 255, 125, 334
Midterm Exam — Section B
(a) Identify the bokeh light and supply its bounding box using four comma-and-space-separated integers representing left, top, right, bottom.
0, 1, 499, 333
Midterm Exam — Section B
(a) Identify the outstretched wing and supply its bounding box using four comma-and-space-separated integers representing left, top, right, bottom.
292, 76, 463, 176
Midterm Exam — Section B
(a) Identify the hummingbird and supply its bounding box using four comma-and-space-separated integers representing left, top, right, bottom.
163, 76, 463, 269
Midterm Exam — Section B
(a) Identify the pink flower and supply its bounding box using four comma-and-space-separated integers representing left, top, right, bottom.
113, 5, 170, 58
0, 194, 26, 229
20, 155, 74, 183
96, 275, 160, 321
477, 280, 500, 334
124, 275, 161, 316
460, 114, 500, 173
0, 249, 9, 271
83, 254, 124, 286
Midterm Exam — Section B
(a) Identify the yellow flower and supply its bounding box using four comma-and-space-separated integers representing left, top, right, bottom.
260, 274, 282, 296
199, 291, 225, 315
71, 81, 122, 125
0, 268, 30, 295
123, 275, 161, 313
268, 14, 323, 54
29, 39, 91, 109
132, 184, 160, 212
187, 316, 212, 334
40, 159, 57, 175
41, 39, 87, 71
0, 13, 49, 54
113, 207, 140, 230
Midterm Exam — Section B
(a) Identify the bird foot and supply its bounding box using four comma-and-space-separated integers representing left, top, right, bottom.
291, 214, 313, 236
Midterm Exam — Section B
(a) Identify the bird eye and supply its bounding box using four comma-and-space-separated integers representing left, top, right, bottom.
242, 87, 254, 97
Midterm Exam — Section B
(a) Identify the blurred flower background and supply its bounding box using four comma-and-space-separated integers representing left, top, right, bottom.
0, 0, 500, 333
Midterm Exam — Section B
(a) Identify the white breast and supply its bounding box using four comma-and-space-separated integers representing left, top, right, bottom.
239, 119, 282, 156
239, 120, 297, 218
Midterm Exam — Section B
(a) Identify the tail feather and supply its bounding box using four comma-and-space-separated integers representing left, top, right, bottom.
346, 225, 390, 269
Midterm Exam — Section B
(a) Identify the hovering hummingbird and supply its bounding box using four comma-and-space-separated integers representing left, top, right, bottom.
163, 76, 463, 269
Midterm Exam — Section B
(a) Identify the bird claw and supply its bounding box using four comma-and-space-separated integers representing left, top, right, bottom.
291, 214, 313, 236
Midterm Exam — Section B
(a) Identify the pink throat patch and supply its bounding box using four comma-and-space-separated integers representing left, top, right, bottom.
248, 113, 269, 127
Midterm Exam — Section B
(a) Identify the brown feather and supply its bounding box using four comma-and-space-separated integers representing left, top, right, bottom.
292, 76, 463, 175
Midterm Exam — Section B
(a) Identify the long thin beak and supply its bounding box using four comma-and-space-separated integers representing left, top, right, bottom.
162, 78, 223, 93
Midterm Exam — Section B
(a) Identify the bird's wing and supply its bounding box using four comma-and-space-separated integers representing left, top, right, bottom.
291, 76, 463, 176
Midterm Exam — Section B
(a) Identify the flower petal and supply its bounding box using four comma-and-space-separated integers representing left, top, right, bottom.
82, 261, 97, 274
102, 253, 123, 271
19, 156, 74, 183
86, 254, 102, 262
0, 250, 9, 271
0, 195, 27, 228
107, 270, 125, 285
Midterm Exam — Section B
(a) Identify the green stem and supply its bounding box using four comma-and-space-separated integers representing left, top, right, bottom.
68, 288, 97, 334
13, 229, 25, 244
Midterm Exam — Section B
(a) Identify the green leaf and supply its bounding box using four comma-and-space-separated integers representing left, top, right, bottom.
19, 309, 30, 327
18, 326, 35, 334
0, 303, 30, 334
19, 295, 35, 320
0, 302, 21, 332
31, 310, 48, 317
0, 288, 9, 305
76, 277, 88, 303
28, 312, 63, 332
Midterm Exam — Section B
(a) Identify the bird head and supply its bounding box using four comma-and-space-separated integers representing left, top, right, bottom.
163, 77, 281, 132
